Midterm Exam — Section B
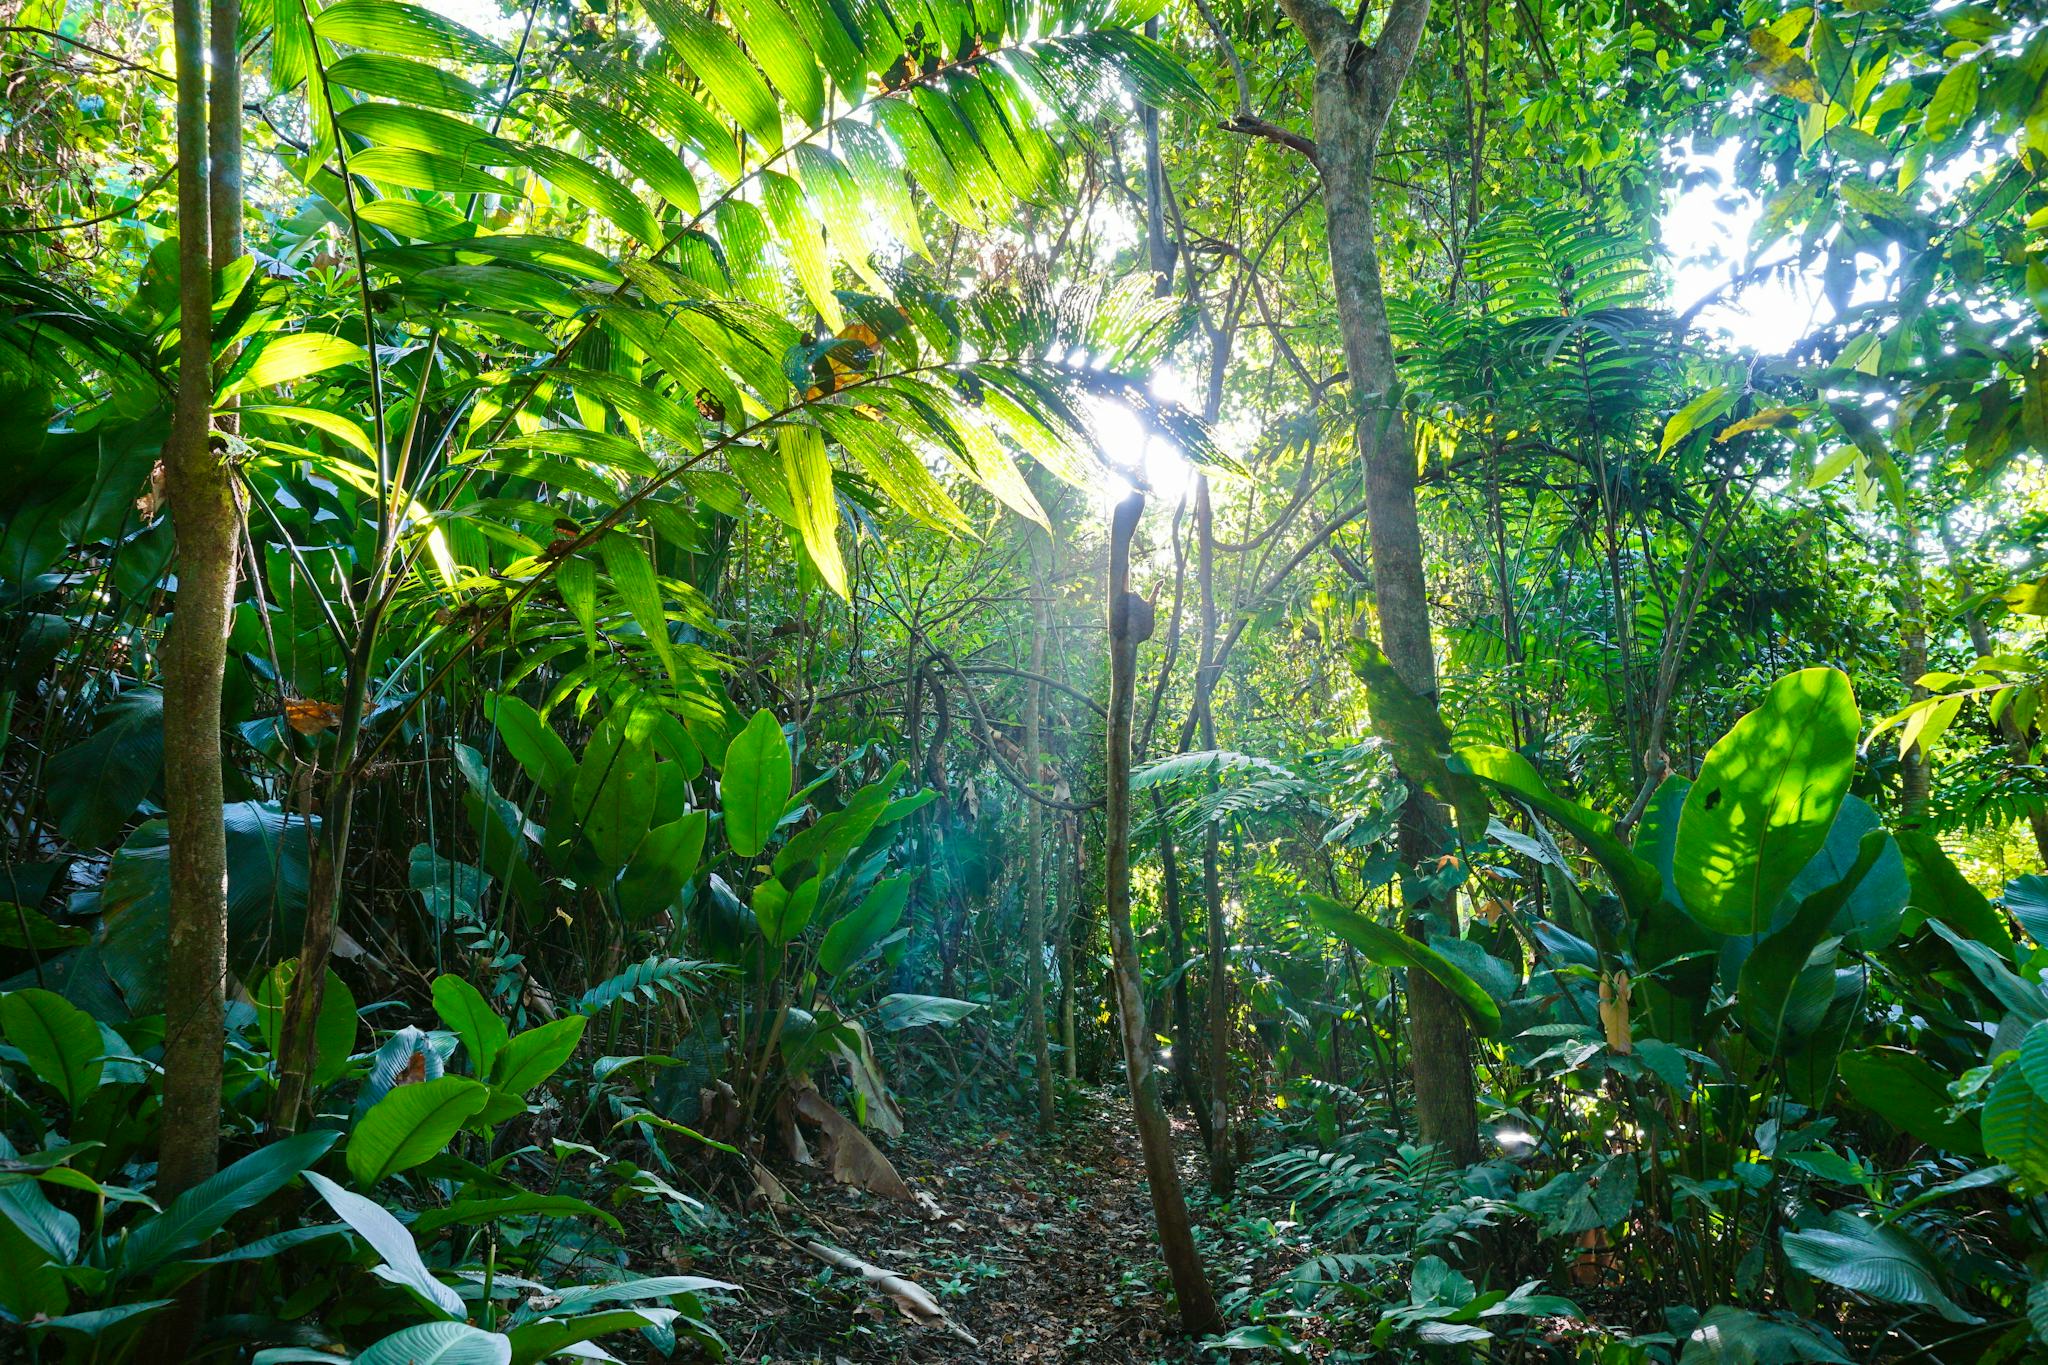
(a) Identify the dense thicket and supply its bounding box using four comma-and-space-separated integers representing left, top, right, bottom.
1, 0, 2045, 1360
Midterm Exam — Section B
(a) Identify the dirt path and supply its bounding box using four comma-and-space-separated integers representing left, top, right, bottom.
720, 1091, 1213, 1363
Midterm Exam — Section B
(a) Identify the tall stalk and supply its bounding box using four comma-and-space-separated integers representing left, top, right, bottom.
158, 0, 235, 1201
1024, 531, 1056, 1133
1104, 489, 1222, 1335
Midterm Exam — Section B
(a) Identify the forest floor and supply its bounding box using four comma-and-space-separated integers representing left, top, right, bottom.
703, 1088, 1217, 1363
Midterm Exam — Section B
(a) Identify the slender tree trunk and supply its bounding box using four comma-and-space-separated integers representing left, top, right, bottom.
1280, 0, 1479, 1165
1105, 490, 1223, 1335
159, 0, 234, 1200
1194, 475, 1235, 1193
1024, 537, 1056, 1132
1898, 519, 1930, 824
1156, 818, 1214, 1148
1942, 525, 2048, 865
1059, 824, 1079, 1082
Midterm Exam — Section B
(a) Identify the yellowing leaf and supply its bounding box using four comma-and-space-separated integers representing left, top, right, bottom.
779, 424, 847, 598
1746, 28, 1825, 104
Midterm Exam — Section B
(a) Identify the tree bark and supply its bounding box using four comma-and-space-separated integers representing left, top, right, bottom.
1941, 523, 2048, 865
1279, 0, 1480, 1165
1897, 519, 1930, 824
1024, 535, 1056, 1132
1059, 821, 1080, 1081
1105, 489, 1223, 1335
159, 0, 234, 1202
1194, 475, 1235, 1193
1155, 817, 1213, 1149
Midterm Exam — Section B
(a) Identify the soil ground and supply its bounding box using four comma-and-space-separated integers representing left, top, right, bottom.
710, 1089, 1213, 1363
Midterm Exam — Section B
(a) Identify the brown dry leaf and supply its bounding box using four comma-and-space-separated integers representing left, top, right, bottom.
749, 1160, 791, 1211
395, 1049, 428, 1086
1598, 971, 1633, 1054
791, 1080, 916, 1201
284, 698, 343, 734
834, 1020, 906, 1142
800, 1240, 979, 1345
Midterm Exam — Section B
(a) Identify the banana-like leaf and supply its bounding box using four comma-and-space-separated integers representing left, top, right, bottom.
1673, 667, 1859, 936
1304, 895, 1502, 1037
348, 1076, 491, 1186
1780, 1212, 1977, 1323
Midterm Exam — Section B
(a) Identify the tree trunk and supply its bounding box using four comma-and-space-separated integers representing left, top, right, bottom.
1898, 519, 1930, 824
1105, 489, 1223, 1335
1059, 825, 1080, 1081
1281, 0, 1480, 1165
1155, 817, 1213, 1149
1194, 475, 1235, 1193
159, 0, 234, 1202
1024, 536, 1056, 1133
1942, 525, 2048, 865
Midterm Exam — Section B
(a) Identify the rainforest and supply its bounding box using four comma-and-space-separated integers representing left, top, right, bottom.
0, 0, 2045, 1359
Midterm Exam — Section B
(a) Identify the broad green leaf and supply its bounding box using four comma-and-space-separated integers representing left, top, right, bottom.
336, 100, 495, 155
315, 0, 512, 62
725, 0, 823, 124
121, 1131, 339, 1272
874, 993, 980, 1031
252, 962, 358, 1087
323, 52, 486, 109
1678, 1306, 1849, 1363
778, 424, 847, 597
1899, 830, 2014, 958
0, 989, 104, 1115
2009, 875, 2048, 946
820, 875, 911, 977
546, 1274, 735, 1314
219, 332, 368, 400
44, 688, 163, 849
572, 704, 659, 867
505, 1309, 678, 1365
1923, 61, 1979, 140
1925, 920, 2044, 1025
25, 1300, 174, 1339
1455, 745, 1659, 917
490, 1014, 588, 1096
1673, 668, 1859, 936
304, 1169, 466, 1317
1839, 1048, 1980, 1154
598, 532, 681, 684
548, 94, 698, 213
412, 1192, 618, 1233
752, 873, 820, 949
494, 140, 661, 246
348, 1076, 491, 1185
721, 709, 792, 859
0, 905, 87, 950
358, 1322, 511, 1365
643, 0, 782, 149
430, 974, 508, 1077
616, 811, 708, 920
760, 170, 842, 330
349, 146, 514, 195
485, 694, 575, 793
1737, 831, 1882, 1051
1780, 1212, 1978, 1323
1304, 896, 1503, 1037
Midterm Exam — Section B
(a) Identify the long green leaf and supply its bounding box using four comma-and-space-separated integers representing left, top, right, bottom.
1303, 896, 1502, 1037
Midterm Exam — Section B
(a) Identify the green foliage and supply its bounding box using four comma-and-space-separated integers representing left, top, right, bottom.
1302, 895, 1502, 1037
722, 708, 793, 860
1674, 668, 1861, 936
347, 1076, 491, 1185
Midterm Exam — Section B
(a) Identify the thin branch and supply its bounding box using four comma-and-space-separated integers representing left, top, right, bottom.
0, 165, 175, 235
1, 25, 172, 82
